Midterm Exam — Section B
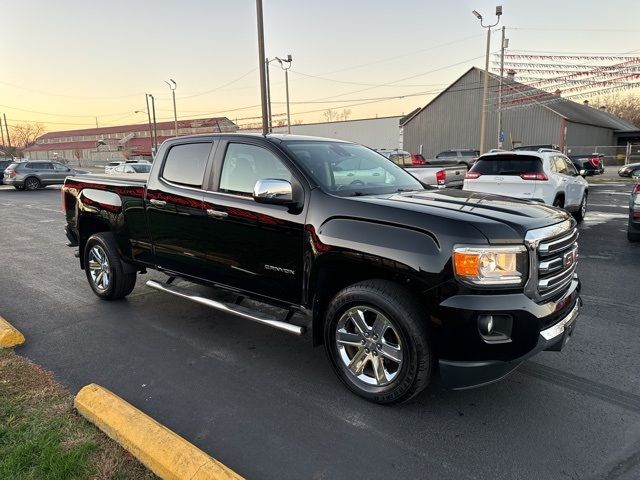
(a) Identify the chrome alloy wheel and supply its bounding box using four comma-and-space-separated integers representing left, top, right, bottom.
581, 195, 587, 218
335, 306, 403, 386
88, 245, 110, 291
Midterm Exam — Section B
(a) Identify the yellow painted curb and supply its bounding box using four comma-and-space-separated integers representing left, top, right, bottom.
0, 315, 25, 348
74, 384, 243, 480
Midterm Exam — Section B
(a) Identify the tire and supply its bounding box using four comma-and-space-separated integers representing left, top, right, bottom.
323, 279, 433, 404
553, 196, 564, 209
84, 232, 137, 300
572, 192, 587, 223
24, 177, 40, 191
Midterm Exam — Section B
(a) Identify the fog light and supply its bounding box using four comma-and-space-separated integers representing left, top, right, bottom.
477, 314, 513, 344
478, 315, 494, 335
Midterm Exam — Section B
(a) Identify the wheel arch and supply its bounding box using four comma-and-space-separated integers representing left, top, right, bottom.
78, 216, 112, 269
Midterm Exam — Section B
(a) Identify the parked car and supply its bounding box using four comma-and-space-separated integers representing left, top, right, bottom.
433, 149, 480, 167
376, 149, 427, 165
109, 163, 152, 174
104, 160, 149, 174
568, 153, 604, 176
463, 150, 589, 222
379, 149, 466, 188
3, 161, 89, 190
63, 133, 582, 404
0, 159, 13, 185
512, 144, 560, 152
628, 181, 640, 242
619, 162, 640, 178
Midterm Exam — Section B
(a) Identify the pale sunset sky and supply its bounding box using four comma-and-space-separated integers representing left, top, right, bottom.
2, 0, 640, 133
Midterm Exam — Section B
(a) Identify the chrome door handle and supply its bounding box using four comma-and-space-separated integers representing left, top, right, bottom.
149, 199, 167, 207
207, 209, 228, 219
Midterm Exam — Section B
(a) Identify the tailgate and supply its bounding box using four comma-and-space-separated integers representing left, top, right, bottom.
465, 174, 537, 199
442, 165, 467, 187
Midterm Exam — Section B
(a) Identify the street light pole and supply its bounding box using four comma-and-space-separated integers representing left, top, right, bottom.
265, 57, 273, 132
165, 79, 178, 137
473, 6, 502, 154
146, 93, 158, 154
256, 0, 269, 135
135, 110, 153, 155
276, 55, 293, 134
497, 26, 508, 148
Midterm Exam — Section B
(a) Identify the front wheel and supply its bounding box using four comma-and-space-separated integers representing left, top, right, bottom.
84, 232, 136, 300
572, 192, 588, 223
324, 280, 433, 404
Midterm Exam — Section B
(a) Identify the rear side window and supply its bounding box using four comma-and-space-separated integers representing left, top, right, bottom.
470, 155, 543, 175
161, 142, 212, 187
460, 151, 479, 157
26, 162, 52, 170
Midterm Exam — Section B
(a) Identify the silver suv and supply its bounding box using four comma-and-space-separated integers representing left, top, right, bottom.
3, 161, 88, 190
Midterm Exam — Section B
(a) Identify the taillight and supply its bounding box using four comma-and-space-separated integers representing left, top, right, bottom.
633, 184, 640, 194
465, 171, 481, 179
520, 172, 548, 181
411, 154, 426, 165
5, 169, 16, 177
436, 169, 446, 184
589, 157, 601, 167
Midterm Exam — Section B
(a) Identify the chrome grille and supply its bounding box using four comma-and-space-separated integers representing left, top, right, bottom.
525, 220, 579, 302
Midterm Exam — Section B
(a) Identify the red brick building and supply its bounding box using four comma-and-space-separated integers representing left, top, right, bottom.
24, 117, 237, 162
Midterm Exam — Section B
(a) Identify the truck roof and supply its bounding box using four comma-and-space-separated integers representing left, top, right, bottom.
163, 132, 352, 144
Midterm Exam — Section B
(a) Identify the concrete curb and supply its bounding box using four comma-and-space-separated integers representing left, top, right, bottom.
0, 315, 25, 348
75, 384, 243, 480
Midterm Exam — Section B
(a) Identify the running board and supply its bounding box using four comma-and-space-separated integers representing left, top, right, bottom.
145, 280, 305, 335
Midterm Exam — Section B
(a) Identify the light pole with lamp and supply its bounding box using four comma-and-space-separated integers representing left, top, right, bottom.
472, 5, 502, 154
275, 55, 293, 133
146, 93, 158, 155
134, 110, 154, 157
165, 79, 178, 137
256, 0, 269, 135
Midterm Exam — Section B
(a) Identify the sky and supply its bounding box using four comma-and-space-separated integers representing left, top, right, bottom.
2, 0, 640, 133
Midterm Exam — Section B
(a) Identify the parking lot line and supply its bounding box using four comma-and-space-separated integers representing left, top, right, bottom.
75, 383, 243, 480
0, 315, 25, 348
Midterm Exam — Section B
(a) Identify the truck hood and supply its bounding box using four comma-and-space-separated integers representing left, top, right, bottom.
353, 188, 570, 242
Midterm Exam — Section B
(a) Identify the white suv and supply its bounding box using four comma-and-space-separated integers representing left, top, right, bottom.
463, 150, 589, 222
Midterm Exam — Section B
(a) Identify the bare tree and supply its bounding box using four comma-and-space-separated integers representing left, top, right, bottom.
594, 94, 640, 128
323, 109, 338, 122
9, 123, 46, 149
339, 109, 352, 121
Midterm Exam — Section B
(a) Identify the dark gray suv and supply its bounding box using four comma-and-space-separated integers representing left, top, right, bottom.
3, 161, 88, 190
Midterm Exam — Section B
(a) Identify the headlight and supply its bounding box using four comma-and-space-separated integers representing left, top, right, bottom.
453, 245, 528, 287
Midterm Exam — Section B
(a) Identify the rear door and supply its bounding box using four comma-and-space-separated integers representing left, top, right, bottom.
464, 154, 542, 200
145, 139, 215, 277
27, 162, 54, 185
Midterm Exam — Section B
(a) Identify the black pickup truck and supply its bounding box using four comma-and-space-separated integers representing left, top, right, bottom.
63, 134, 581, 404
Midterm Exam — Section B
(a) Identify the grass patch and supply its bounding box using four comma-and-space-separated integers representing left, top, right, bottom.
0, 349, 155, 480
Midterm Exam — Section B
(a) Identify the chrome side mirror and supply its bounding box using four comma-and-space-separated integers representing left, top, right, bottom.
253, 178, 294, 205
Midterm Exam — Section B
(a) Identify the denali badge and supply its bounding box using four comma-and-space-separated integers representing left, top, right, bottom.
265, 264, 295, 275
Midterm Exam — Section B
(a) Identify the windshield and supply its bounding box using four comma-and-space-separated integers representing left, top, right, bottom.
284, 141, 423, 196
131, 164, 151, 173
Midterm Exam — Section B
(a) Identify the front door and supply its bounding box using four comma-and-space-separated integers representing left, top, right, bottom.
201, 140, 306, 305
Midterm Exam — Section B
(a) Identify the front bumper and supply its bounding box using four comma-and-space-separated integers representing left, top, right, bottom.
437, 278, 581, 389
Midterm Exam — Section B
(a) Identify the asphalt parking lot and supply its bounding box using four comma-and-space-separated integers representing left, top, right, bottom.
1, 180, 639, 480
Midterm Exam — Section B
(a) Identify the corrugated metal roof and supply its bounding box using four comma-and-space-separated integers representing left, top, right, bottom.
402, 67, 637, 131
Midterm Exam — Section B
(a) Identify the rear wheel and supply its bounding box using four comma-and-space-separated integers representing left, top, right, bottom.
324, 279, 433, 404
24, 177, 40, 191
84, 232, 137, 300
553, 196, 564, 209
572, 192, 588, 223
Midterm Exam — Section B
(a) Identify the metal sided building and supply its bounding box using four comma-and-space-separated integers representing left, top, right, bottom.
401, 67, 637, 158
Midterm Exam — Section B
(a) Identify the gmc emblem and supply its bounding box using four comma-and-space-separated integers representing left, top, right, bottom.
564, 248, 578, 268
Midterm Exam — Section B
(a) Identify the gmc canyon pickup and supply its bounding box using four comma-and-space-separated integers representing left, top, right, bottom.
63, 134, 581, 404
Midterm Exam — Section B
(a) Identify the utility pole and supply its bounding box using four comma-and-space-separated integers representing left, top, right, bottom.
95, 117, 99, 128
146, 93, 158, 154
256, 0, 269, 135
276, 55, 293, 134
497, 26, 508, 148
472, 6, 502, 154
0, 115, 5, 148
3, 113, 11, 151
265, 57, 272, 132
165, 79, 178, 137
